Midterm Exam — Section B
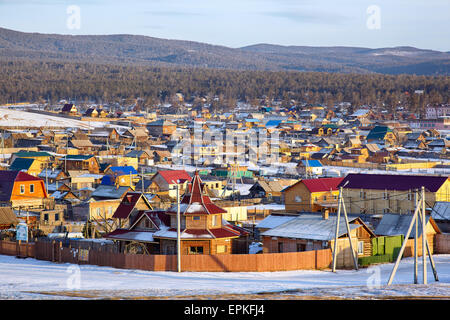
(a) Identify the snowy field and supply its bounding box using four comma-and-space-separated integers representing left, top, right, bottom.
0, 254, 449, 300
0, 107, 103, 129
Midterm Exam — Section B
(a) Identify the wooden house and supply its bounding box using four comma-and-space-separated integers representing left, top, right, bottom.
0, 207, 19, 230
125, 150, 154, 166
9, 157, 44, 177
149, 170, 191, 198
61, 103, 78, 115
68, 139, 95, 153
106, 172, 249, 255
339, 173, 450, 215
261, 212, 375, 264
152, 150, 172, 164
283, 177, 344, 212
249, 180, 284, 202
0, 171, 49, 209
374, 213, 440, 255
61, 155, 100, 174
146, 119, 177, 136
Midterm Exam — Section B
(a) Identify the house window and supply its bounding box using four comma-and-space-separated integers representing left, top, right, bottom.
360, 191, 366, 199
216, 245, 226, 253
323, 195, 327, 201
278, 242, 284, 253
44, 214, 49, 221
295, 196, 302, 203
29, 184, 34, 193
383, 192, 389, 200
55, 214, 59, 221
383, 208, 390, 214
297, 243, 306, 252
192, 216, 200, 221
358, 241, 364, 255
189, 246, 204, 255
20, 185, 25, 194
211, 215, 218, 227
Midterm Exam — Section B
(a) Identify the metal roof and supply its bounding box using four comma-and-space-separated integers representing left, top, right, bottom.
374, 213, 434, 238
431, 202, 450, 221
261, 213, 361, 241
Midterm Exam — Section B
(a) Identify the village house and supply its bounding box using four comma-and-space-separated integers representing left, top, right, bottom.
146, 119, 177, 137
296, 159, 324, 177
9, 157, 44, 177
149, 170, 192, 198
374, 213, 441, 255
0, 171, 49, 209
60, 103, 78, 115
0, 207, 18, 230
339, 173, 450, 215
283, 177, 344, 213
125, 150, 154, 166
261, 212, 375, 264
60, 155, 100, 174
10, 151, 52, 166
249, 179, 285, 203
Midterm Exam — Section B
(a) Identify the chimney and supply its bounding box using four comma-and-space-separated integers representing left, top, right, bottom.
322, 209, 329, 220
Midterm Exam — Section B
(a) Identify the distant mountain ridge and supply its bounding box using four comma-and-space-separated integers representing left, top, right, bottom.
0, 27, 449, 75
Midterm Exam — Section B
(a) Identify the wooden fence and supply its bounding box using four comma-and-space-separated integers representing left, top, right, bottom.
435, 233, 450, 254
0, 239, 332, 272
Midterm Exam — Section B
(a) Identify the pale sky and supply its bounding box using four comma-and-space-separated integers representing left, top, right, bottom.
0, 0, 449, 51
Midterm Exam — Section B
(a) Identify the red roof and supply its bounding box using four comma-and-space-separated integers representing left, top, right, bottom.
209, 226, 241, 238
15, 171, 44, 182
302, 177, 344, 193
112, 192, 152, 219
168, 171, 227, 215
157, 170, 191, 184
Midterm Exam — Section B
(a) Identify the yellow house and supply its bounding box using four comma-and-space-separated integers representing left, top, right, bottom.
283, 177, 344, 212
9, 157, 45, 177
339, 173, 450, 215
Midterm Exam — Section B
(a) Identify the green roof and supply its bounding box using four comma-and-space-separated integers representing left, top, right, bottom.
367, 126, 392, 140
9, 158, 34, 171
13, 151, 51, 158
63, 155, 95, 161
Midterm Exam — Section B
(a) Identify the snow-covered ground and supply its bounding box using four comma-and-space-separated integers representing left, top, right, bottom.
0, 107, 103, 129
0, 254, 449, 299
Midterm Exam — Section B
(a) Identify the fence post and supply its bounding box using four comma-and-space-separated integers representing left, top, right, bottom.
17, 240, 21, 257
51, 240, 55, 262
59, 241, 62, 263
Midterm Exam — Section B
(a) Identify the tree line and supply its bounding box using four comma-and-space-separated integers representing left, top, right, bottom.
0, 60, 448, 114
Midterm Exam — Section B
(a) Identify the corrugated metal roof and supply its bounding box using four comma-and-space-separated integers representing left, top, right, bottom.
374, 213, 432, 238
261, 213, 361, 241
0, 207, 18, 226
256, 215, 297, 229
432, 202, 450, 221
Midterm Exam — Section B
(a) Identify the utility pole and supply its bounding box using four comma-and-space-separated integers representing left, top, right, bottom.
414, 189, 418, 284
387, 186, 439, 285
332, 183, 357, 272
421, 186, 427, 284
174, 180, 181, 272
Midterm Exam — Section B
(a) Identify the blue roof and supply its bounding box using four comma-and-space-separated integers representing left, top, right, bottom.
101, 175, 115, 185
265, 120, 282, 128
107, 166, 138, 175
301, 160, 323, 167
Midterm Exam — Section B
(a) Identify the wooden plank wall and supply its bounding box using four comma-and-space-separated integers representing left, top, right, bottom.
0, 240, 332, 272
